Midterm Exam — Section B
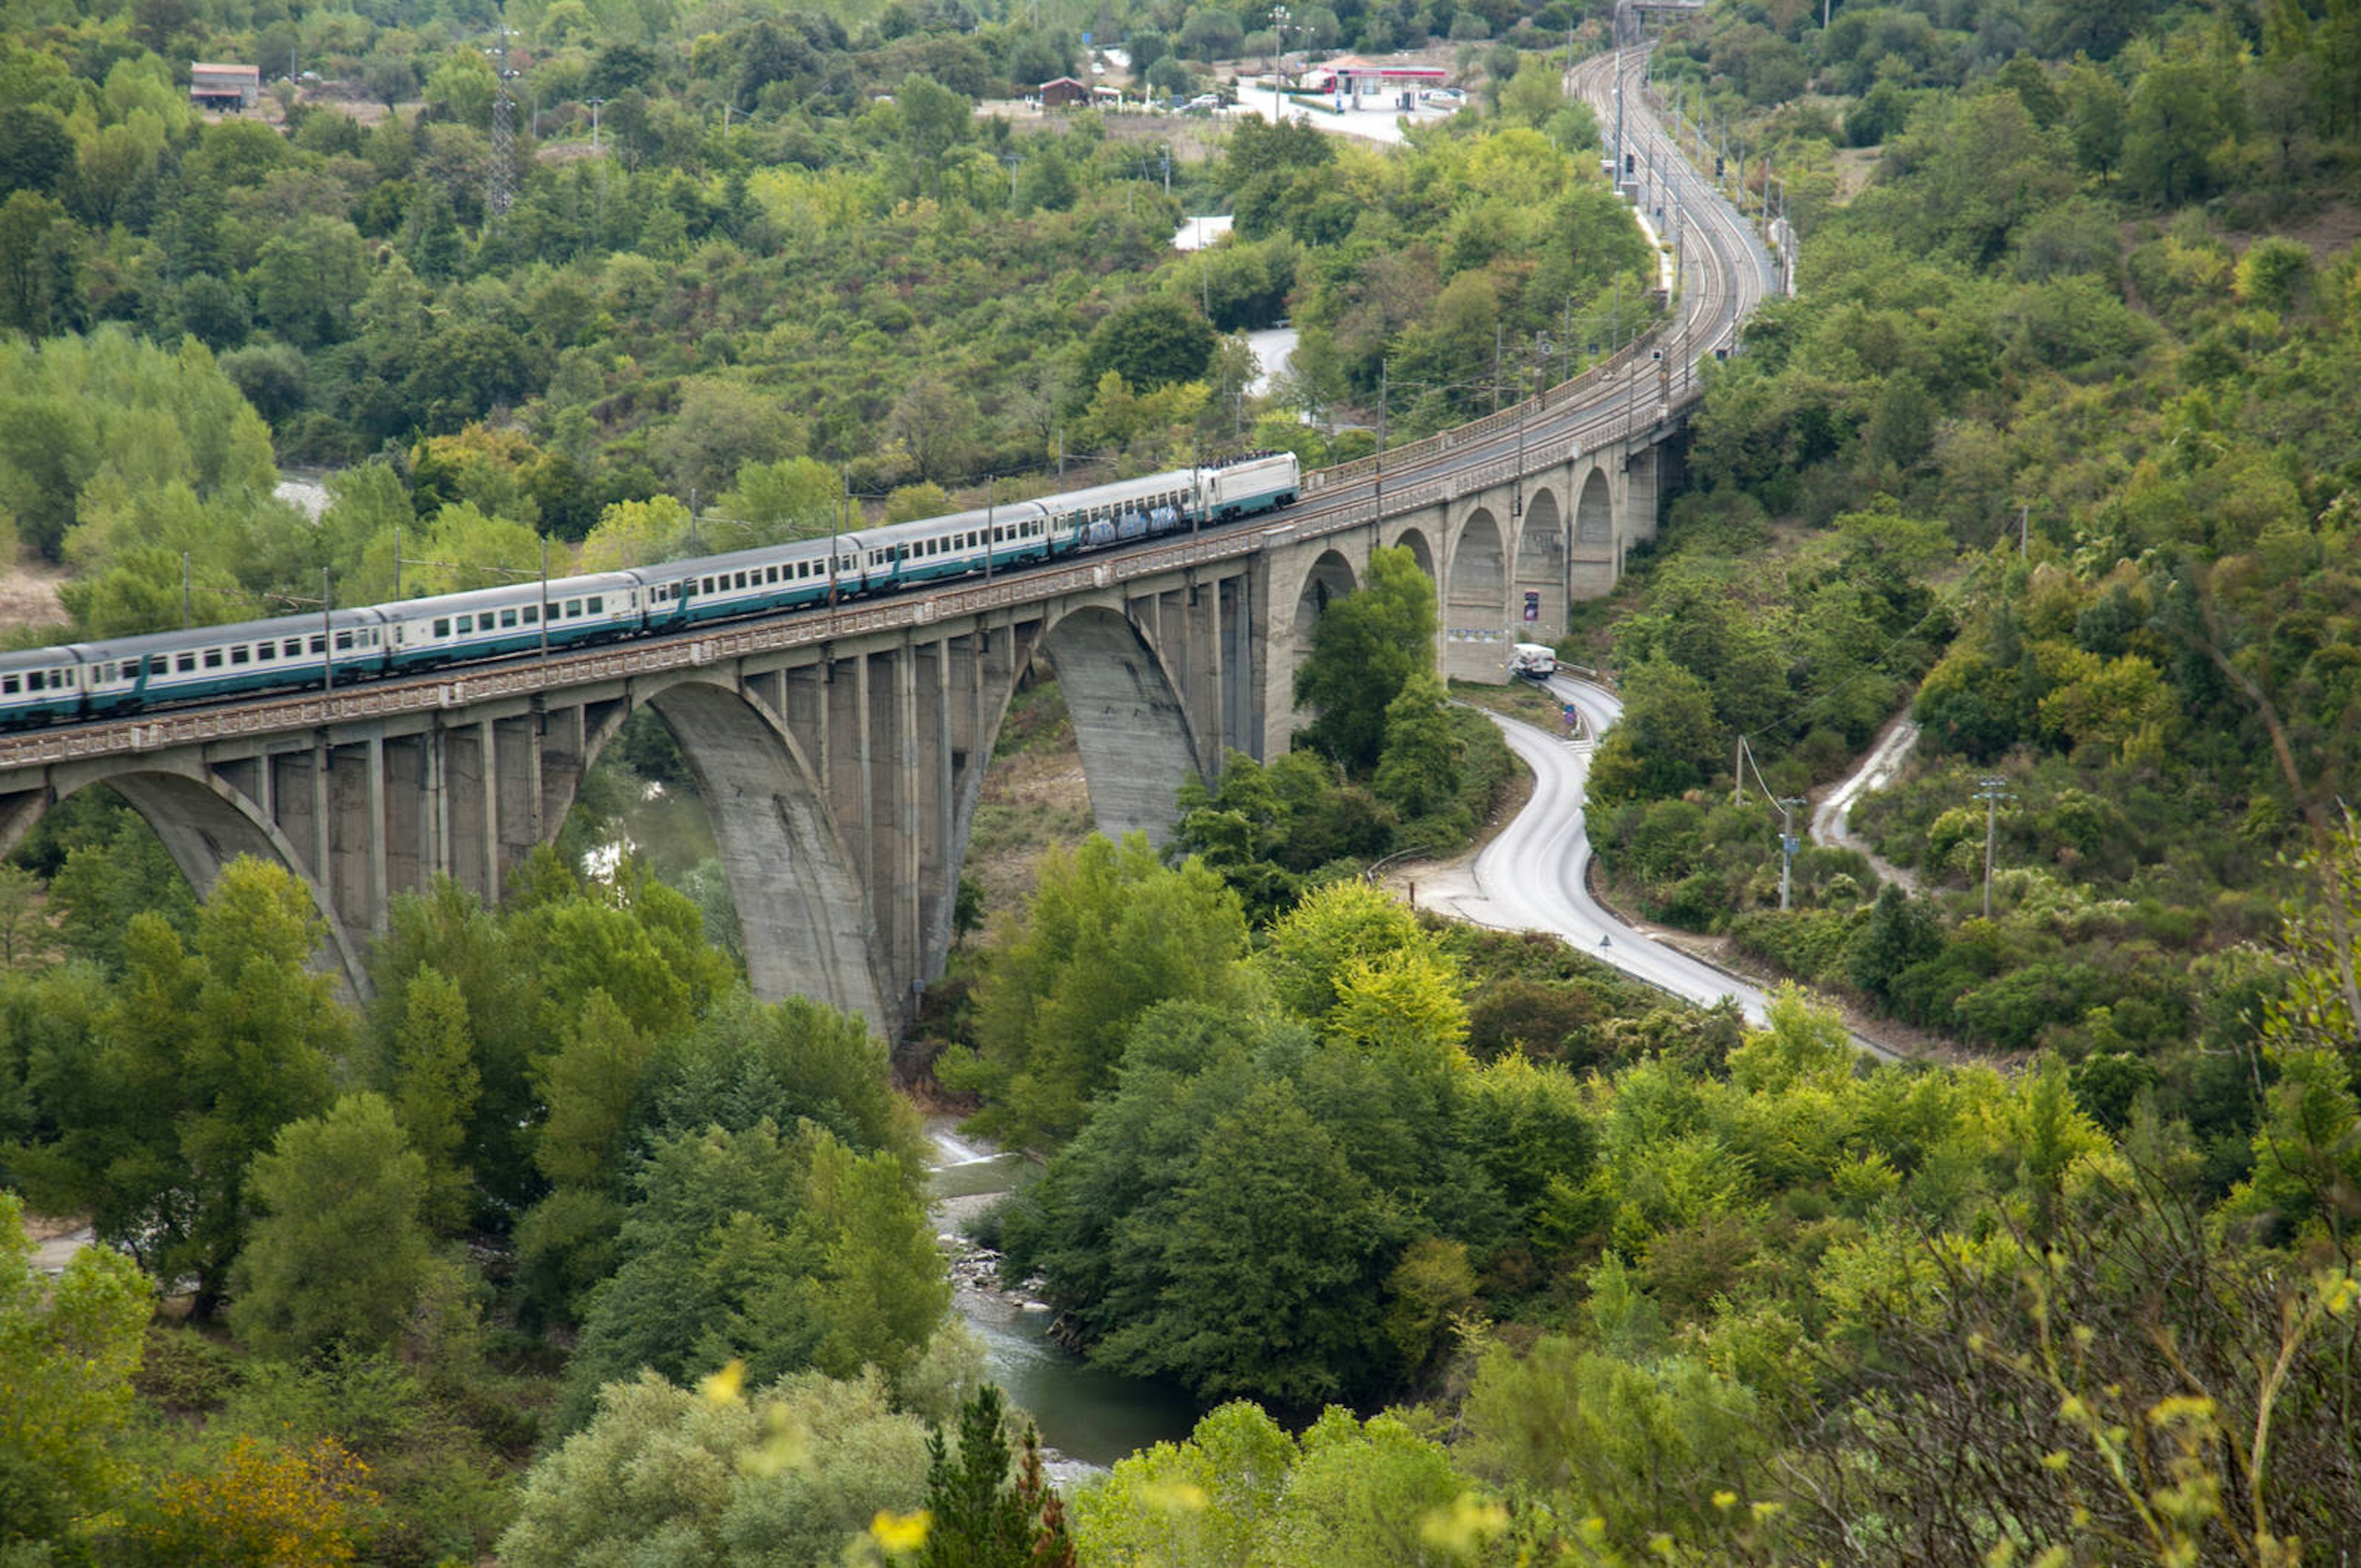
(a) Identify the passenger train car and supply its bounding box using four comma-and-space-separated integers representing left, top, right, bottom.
0, 452, 1300, 730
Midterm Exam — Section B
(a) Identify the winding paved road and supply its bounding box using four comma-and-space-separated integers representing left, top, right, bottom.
1426, 677, 1763, 1027
1426, 676, 1905, 1060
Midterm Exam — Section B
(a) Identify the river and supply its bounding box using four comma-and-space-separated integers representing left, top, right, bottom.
927, 1122, 1201, 1475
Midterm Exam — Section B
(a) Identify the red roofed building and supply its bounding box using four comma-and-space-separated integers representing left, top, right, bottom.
1038, 76, 1090, 108
1302, 54, 1446, 104
190, 62, 261, 111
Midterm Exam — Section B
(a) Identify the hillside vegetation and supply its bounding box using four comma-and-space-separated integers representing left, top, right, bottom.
1581, 0, 2360, 1140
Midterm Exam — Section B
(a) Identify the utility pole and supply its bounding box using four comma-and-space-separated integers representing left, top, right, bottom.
1270, 4, 1289, 122
2019, 502, 2030, 556
1974, 776, 2014, 920
1513, 363, 1527, 517
1777, 795, 1803, 911
587, 97, 607, 150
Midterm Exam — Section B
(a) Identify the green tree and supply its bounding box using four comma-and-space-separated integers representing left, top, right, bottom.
1259, 878, 1431, 1023
17, 857, 347, 1320
1, 1190, 151, 1559
229, 1092, 449, 1362
1072, 1400, 1298, 1566
952, 833, 1249, 1149
0, 103, 76, 198
0, 190, 85, 337
1459, 1332, 1766, 1546
920, 1383, 1074, 1568
1294, 545, 1439, 773
555, 1118, 946, 1432
1087, 296, 1218, 392
1094, 1077, 1398, 1404
898, 73, 974, 198
1584, 657, 1725, 804
248, 215, 370, 350
500, 1368, 931, 1568
2063, 56, 2127, 181
2122, 57, 2225, 206
1372, 669, 1466, 827
719, 455, 842, 541
390, 966, 480, 1235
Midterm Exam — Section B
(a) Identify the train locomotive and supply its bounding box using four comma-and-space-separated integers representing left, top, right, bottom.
0, 451, 1300, 730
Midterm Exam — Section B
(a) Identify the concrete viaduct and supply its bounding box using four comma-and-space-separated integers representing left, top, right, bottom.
0, 45, 1774, 1033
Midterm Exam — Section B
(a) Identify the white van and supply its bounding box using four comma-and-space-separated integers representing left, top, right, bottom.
1509, 642, 1557, 679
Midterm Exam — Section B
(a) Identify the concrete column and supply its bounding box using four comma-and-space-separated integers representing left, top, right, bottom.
895, 644, 922, 1000
431, 724, 452, 880
327, 742, 373, 937
922, 637, 953, 977
312, 738, 333, 914
1624, 444, 1659, 546
646, 680, 887, 1026
528, 710, 546, 845
366, 733, 388, 931
824, 656, 863, 888
1185, 579, 1223, 774
475, 720, 497, 895
1230, 569, 1263, 761
856, 655, 884, 956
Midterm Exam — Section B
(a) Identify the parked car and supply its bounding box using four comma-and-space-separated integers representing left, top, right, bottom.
1185, 92, 1223, 113
1423, 87, 1466, 105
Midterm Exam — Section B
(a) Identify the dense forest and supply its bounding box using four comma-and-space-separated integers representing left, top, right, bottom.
0, 0, 1650, 642
1575, 0, 2361, 1155
8, 0, 2361, 1562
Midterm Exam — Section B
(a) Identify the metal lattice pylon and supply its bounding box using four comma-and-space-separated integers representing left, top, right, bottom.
489, 89, 516, 218
488, 17, 517, 221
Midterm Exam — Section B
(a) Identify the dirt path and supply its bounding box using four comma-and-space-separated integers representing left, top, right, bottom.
1811, 710, 1921, 894
0, 557, 68, 636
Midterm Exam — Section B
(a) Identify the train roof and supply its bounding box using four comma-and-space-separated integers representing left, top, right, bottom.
0, 601, 403, 674
856, 498, 1051, 548
374, 570, 643, 619
0, 644, 84, 674
635, 536, 841, 580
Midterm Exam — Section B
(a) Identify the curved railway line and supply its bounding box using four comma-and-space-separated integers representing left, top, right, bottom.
0, 47, 1778, 775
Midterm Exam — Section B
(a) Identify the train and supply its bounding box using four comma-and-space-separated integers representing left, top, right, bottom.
0, 452, 1300, 730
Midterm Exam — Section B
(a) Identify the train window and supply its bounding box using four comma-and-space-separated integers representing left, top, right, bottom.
309, 636, 325, 655
178, 653, 196, 672
283, 639, 302, 656
0, 677, 14, 695
204, 650, 223, 669
564, 600, 580, 617
587, 596, 603, 613
335, 631, 354, 651
256, 643, 275, 661
701, 578, 714, 594
521, 605, 537, 624
434, 618, 450, 637
500, 609, 518, 629
147, 656, 164, 676
456, 615, 472, 634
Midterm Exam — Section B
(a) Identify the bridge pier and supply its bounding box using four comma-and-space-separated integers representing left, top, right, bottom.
0, 428, 1690, 1038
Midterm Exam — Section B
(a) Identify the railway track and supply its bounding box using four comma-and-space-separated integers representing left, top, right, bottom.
0, 48, 1778, 770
